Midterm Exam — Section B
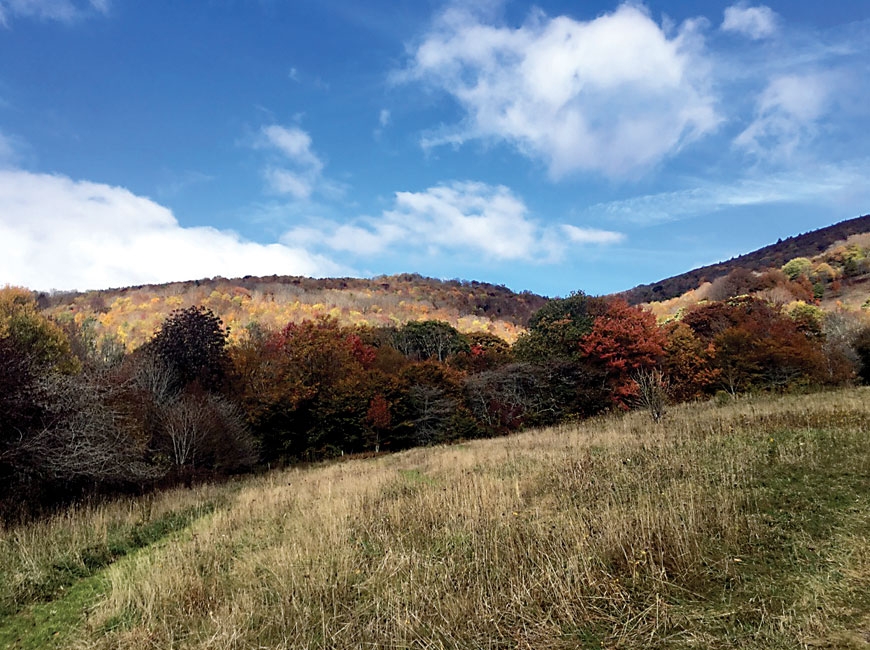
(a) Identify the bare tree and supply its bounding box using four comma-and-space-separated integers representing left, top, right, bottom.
160, 395, 208, 469
15, 370, 160, 485
132, 354, 178, 406
632, 368, 669, 423
408, 384, 456, 446
821, 311, 862, 384
157, 391, 257, 475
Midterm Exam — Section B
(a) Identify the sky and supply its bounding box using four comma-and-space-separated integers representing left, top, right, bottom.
0, 0, 868, 298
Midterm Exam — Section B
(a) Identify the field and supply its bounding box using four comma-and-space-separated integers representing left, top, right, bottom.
2, 388, 870, 649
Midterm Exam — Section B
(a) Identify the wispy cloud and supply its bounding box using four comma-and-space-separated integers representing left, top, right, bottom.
0, 130, 19, 166
0, 0, 109, 27
398, 2, 719, 179
563, 225, 625, 245
282, 181, 624, 263
586, 162, 870, 225
718, 12, 868, 162
721, 3, 778, 40
254, 124, 328, 201
0, 170, 346, 291
734, 73, 833, 159
155, 170, 213, 200
258, 125, 323, 172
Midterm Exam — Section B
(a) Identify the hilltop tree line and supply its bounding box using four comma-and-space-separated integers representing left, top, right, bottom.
38, 273, 548, 350
622, 214, 870, 304
3, 284, 870, 520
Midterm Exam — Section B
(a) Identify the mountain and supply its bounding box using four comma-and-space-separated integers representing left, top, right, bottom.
33, 214, 870, 349
620, 214, 870, 305
38, 273, 549, 348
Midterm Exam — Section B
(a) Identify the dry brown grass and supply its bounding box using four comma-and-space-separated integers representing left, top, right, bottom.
4, 388, 869, 648
0, 482, 231, 619
20, 388, 854, 648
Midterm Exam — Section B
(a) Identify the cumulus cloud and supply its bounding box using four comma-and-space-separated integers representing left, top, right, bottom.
0, 0, 108, 26
735, 73, 832, 159
282, 181, 623, 263
399, 3, 719, 178
0, 170, 345, 291
721, 3, 778, 40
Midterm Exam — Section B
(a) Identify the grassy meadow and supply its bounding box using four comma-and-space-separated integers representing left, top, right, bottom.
2, 388, 870, 649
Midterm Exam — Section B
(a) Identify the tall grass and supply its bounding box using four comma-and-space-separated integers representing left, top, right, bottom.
0, 482, 233, 620
6, 388, 870, 648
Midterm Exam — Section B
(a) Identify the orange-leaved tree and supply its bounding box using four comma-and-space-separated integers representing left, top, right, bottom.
579, 298, 666, 407
662, 321, 720, 402
232, 317, 382, 461
682, 297, 827, 394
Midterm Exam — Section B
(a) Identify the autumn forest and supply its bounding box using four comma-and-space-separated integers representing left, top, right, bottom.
3, 219, 870, 521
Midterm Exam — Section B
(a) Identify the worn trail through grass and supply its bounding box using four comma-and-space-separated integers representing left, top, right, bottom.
0, 484, 236, 649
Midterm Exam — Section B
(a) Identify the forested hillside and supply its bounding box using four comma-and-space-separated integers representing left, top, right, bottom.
641, 230, 870, 322
5, 278, 870, 521
622, 214, 870, 304
38, 273, 548, 349
5, 214, 870, 522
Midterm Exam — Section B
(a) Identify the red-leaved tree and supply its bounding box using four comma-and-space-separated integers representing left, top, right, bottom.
580, 299, 666, 407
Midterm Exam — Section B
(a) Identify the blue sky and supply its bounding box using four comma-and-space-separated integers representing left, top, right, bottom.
0, 0, 868, 297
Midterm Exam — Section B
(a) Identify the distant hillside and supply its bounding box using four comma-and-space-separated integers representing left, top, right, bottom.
621, 214, 870, 305
38, 273, 549, 348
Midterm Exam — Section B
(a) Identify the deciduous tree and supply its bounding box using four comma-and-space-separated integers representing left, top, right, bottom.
392, 320, 469, 362
580, 299, 666, 406
513, 292, 605, 362
147, 306, 230, 393
662, 321, 720, 402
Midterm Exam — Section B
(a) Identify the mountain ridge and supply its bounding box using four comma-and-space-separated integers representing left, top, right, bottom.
38, 273, 549, 347
27, 213, 870, 348
619, 214, 870, 305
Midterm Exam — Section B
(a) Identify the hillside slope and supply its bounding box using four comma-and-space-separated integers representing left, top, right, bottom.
621, 214, 870, 304
4, 388, 870, 648
38, 273, 549, 348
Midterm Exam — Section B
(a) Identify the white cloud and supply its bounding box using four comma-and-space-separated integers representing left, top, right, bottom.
282, 181, 623, 263
0, 0, 108, 26
0, 131, 18, 166
399, 3, 719, 178
254, 124, 329, 199
258, 125, 323, 173
263, 167, 313, 200
563, 225, 625, 245
379, 109, 391, 128
0, 170, 345, 291
722, 4, 778, 40
735, 73, 832, 158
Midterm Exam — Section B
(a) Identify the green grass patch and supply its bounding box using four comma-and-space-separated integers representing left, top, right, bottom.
0, 573, 107, 650
0, 501, 218, 621
671, 426, 870, 647
397, 468, 439, 486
